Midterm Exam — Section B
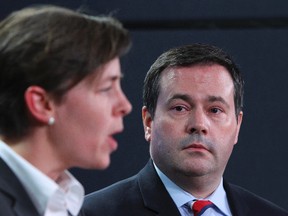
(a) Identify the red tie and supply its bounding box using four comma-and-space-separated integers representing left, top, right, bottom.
192, 200, 214, 216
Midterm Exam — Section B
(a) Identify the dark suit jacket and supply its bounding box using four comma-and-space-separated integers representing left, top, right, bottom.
0, 157, 40, 216
83, 159, 288, 216
0, 157, 85, 216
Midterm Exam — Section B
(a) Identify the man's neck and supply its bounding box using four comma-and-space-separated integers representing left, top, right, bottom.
157, 165, 222, 198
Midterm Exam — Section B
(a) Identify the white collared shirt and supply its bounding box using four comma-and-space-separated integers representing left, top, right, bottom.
154, 163, 232, 216
0, 140, 84, 216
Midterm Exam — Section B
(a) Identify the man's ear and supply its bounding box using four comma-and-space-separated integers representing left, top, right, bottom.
234, 111, 243, 144
142, 106, 153, 142
24, 86, 54, 124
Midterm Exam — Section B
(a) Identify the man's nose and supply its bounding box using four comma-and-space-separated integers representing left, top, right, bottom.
187, 108, 208, 135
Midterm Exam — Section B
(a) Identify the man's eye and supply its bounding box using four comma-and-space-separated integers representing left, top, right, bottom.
173, 106, 186, 112
210, 108, 222, 113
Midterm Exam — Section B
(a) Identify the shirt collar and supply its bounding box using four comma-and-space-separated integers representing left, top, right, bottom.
154, 163, 231, 216
0, 140, 84, 216
154, 163, 192, 207
46, 171, 84, 215
205, 179, 232, 216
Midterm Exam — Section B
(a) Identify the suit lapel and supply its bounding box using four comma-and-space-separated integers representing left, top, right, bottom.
224, 180, 249, 216
138, 160, 181, 216
136, 161, 253, 216
0, 158, 40, 216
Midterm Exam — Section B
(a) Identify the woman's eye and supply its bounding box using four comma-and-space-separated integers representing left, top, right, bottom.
100, 86, 112, 92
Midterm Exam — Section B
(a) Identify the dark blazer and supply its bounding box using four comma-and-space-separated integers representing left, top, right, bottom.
83, 159, 288, 216
0, 157, 85, 216
0, 157, 40, 216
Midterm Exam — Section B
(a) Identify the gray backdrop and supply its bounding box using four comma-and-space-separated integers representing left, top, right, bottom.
2, 0, 288, 210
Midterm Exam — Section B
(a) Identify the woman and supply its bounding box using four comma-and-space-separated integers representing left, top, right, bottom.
0, 5, 132, 216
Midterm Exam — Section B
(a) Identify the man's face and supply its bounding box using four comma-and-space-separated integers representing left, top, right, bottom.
143, 64, 242, 181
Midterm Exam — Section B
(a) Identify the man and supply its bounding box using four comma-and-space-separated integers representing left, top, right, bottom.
83, 44, 288, 215
0, 5, 132, 216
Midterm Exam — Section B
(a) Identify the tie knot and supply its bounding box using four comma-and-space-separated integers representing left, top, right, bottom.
191, 200, 214, 216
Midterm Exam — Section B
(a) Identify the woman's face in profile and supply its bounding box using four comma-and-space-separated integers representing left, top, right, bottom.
50, 57, 132, 169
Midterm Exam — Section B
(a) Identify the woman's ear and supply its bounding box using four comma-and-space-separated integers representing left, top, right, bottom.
24, 86, 54, 124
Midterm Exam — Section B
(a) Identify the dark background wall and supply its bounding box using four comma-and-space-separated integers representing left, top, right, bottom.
2, 0, 288, 210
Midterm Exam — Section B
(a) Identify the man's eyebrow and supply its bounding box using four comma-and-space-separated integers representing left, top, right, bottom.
167, 94, 230, 108
208, 96, 230, 108
167, 94, 193, 103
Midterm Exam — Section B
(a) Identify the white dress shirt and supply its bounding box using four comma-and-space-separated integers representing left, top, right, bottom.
0, 140, 84, 216
154, 163, 232, 216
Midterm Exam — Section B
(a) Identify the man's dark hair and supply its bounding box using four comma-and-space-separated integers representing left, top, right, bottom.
143, 44, 244, 119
